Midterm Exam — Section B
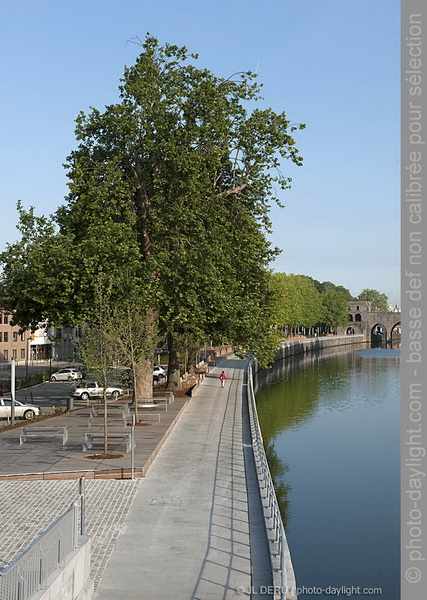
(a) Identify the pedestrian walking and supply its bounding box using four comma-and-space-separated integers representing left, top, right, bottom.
219, 371, 227, 388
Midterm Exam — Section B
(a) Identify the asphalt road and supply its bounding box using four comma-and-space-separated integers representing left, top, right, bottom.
10, 368, 127, 408
2, 365, 164, 411
14, 380, 78, 408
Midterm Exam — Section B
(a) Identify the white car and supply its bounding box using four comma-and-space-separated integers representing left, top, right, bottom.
50, 368, 83, 381
153, 365, 166, 378
0, 398, 40, 420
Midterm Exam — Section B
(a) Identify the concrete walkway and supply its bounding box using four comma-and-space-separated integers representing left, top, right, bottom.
94, 357, 272, 599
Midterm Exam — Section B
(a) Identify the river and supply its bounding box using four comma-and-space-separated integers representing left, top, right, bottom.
255, 344, 400, 600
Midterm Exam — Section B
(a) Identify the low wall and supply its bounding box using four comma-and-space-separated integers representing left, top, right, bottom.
276, 334, 365, 361
254, 335, 366, 393
34, 536, 93, 600
254, 334, 365, 376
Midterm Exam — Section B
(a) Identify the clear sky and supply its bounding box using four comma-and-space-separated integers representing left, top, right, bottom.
0, 0, 400, 305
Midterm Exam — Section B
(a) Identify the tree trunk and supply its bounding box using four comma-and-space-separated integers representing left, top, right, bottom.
103, 389, 108, 455
134, 307, 158, 400
166, 333, 181, 390
187, 347, 197, 375
135, 355, 154, 398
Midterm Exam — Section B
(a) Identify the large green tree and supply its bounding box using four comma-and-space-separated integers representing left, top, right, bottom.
270, 272, 323, 334
321, 288, 349, 332
1, 35, 305, 388
357, 288, 389, 312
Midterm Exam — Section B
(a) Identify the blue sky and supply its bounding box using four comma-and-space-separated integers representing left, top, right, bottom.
1, 0, 400, 304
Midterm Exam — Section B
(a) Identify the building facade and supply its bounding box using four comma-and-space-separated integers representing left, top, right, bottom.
0, 310, 30, 363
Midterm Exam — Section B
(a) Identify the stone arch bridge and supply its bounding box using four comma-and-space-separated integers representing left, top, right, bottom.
337, 301, 401, 344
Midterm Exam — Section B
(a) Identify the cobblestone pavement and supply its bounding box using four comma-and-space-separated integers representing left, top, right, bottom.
0, 479, 140, 588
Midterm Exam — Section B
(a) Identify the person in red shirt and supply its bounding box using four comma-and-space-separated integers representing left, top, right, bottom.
219, 371, 227, 388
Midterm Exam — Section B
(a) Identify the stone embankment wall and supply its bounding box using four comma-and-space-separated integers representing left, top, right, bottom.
275, 334, 365, 362
253, 335, 366, 389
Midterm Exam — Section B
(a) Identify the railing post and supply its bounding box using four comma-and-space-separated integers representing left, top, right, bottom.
78, 476, 85, 536
131, 415, 135, 480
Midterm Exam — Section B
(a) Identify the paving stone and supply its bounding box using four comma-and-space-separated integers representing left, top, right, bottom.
0, 478, 140, 588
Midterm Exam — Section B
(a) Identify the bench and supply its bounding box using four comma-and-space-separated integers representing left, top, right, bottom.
90, 405, 130, 418
20, 426, 68, 445
135, 395, 173, 411
82, 432, 134, 453
88, 414, 128, 428
126, 413, 161, 423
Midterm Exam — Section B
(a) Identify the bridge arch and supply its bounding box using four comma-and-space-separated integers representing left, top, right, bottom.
390, 322, 401, 348
371, 322, 387, 347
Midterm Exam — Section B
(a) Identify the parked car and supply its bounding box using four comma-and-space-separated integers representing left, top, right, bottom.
69, 365, 88, 378
0, 398, 40, 420
120, 366, 167, 385
153, 365, 166, 378
68, 381, 124, 402
50, 368, 83, 382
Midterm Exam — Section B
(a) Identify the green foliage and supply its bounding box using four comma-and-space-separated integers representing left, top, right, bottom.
269, 273, 352, 333
357, 288, 389, 312
270, 273, 324, 329
313, 280, 353, 300
0, 34, 305, 373
321, 288, 348, 331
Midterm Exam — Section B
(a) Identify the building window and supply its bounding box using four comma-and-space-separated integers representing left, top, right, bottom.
355, 313, 362, 322
21, 349, 25, 359
0, 332, 2, 343
4, 315, 8, 324
0, 314, 2, 324
4, 332, 8, 342
21, 332, 25, 342
12, 349, 17, 360
13, 332, 18, 343
4, 350, 8, 361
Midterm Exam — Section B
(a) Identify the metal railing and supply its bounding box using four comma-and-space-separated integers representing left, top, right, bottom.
0, 479, 85, 600
247, 364, 297, 600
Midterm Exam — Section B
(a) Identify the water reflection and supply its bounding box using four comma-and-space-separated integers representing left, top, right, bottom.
255, 346, 355, 436
255, 343, 400, 599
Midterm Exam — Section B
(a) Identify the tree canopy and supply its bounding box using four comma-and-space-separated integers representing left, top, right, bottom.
357, 288, 389, 312
0, 35, 305, 384
270, 273, 354, 334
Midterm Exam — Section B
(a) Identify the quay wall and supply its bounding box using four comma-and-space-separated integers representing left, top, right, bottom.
253, 335, 366, 392
274, 334, 366, 363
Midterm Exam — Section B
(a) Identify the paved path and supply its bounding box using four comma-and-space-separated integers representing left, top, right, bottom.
0, 396, 188, 477
94, 357, 272, 599
0, 479, 140, 588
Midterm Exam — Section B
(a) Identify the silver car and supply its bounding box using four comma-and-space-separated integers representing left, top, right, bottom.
68, 381, 124, 402
0, 398, 40, 420
50, 368, 83, 382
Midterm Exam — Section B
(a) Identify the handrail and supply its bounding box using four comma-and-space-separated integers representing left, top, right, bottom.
0, 489, 83, 600
247, 364, 297, 600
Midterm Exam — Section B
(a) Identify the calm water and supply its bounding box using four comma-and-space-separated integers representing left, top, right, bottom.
255, 345, 400, 600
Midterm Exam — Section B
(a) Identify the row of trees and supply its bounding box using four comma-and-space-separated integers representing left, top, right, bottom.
0, 36, 389, 398
0, 35, 305, 394
269, 274, 389, 335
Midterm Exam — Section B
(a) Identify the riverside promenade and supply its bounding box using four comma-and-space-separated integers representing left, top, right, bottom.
94, 356, 272, 599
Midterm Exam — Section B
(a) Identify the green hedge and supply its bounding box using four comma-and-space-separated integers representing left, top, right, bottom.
0, 370, 50, 393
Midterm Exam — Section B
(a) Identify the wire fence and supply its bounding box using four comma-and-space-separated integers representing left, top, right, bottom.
247, 364, 297, 600
0, 482, 84, 600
